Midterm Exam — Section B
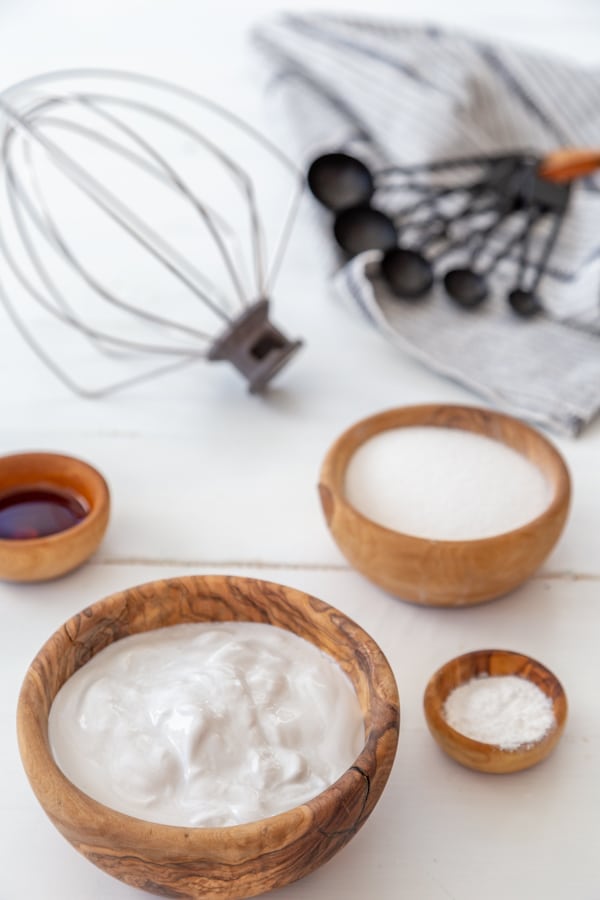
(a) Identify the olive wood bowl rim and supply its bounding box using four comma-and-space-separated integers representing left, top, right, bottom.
319, 403, 571, 548
17, 574, 400, 845
0, 451, 109, 549
423, 648, 568, 771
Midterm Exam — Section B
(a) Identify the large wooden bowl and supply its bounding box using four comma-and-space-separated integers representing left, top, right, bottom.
423, 649, 567, 773
0, 452, 110, 582
17, 575, 400, 900
319, 404, 570, 606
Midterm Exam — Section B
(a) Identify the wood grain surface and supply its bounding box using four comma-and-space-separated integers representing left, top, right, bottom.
319, 404, 571, 607
0, 452, 110, 582
422, 649, 568, 773
17, 574, 400, 900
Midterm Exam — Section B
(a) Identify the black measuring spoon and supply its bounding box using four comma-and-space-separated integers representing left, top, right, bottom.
381, 176, 502, 301
307, 152, 397, 256
307, 153, 374, 211
380, 247, 434, 298
333, 204, 398, 256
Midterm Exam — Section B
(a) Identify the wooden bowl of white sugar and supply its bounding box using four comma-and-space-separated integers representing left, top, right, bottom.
319, 404, 570, 606
17, 575, 399, 900
423, 649, 567, 773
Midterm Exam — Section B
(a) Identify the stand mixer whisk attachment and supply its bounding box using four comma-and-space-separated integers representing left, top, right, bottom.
0, 70, 304, 396
308, 148, 600, 317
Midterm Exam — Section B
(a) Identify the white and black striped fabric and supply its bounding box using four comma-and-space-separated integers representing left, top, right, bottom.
255, 14, 600, 435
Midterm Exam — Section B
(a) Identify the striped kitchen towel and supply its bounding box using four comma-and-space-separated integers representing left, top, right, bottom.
254, 14, 600, 435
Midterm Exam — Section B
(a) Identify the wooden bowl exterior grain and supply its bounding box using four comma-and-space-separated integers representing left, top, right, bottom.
319, 404, 570, 606
17, 575, 400, 900
0, 452, 110, 582
423, 649, 567, 773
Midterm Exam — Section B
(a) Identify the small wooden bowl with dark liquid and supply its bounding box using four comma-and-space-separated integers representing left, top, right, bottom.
0, 452, 109, 581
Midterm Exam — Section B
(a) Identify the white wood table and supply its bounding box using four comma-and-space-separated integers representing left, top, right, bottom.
0, 2, 598, 898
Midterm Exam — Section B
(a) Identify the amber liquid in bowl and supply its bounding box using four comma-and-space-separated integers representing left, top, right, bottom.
0, 487, 89, 540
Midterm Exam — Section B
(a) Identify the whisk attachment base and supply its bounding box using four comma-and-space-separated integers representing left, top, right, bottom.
208, 299, 302, 393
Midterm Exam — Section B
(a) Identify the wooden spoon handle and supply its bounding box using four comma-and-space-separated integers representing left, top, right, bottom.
539, 148, 600, 183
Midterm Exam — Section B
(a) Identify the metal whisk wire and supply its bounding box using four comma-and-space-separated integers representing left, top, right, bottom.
0, 69, 304, 396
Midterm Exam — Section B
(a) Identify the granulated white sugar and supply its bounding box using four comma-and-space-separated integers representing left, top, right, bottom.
344, 426, 551, 540
443, 674, 556, 750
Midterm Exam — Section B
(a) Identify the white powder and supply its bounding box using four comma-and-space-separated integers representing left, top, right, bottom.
443, 675, 556, 750
344, 426, 551, 540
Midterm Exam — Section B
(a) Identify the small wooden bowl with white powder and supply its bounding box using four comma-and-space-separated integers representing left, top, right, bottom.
423, 649, 567, 773
319, 404, 570, 606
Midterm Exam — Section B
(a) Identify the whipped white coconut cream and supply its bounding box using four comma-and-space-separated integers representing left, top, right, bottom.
49, 621, 365, 827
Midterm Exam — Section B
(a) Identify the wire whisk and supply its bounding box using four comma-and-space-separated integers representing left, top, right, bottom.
0, 69, 304, 396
